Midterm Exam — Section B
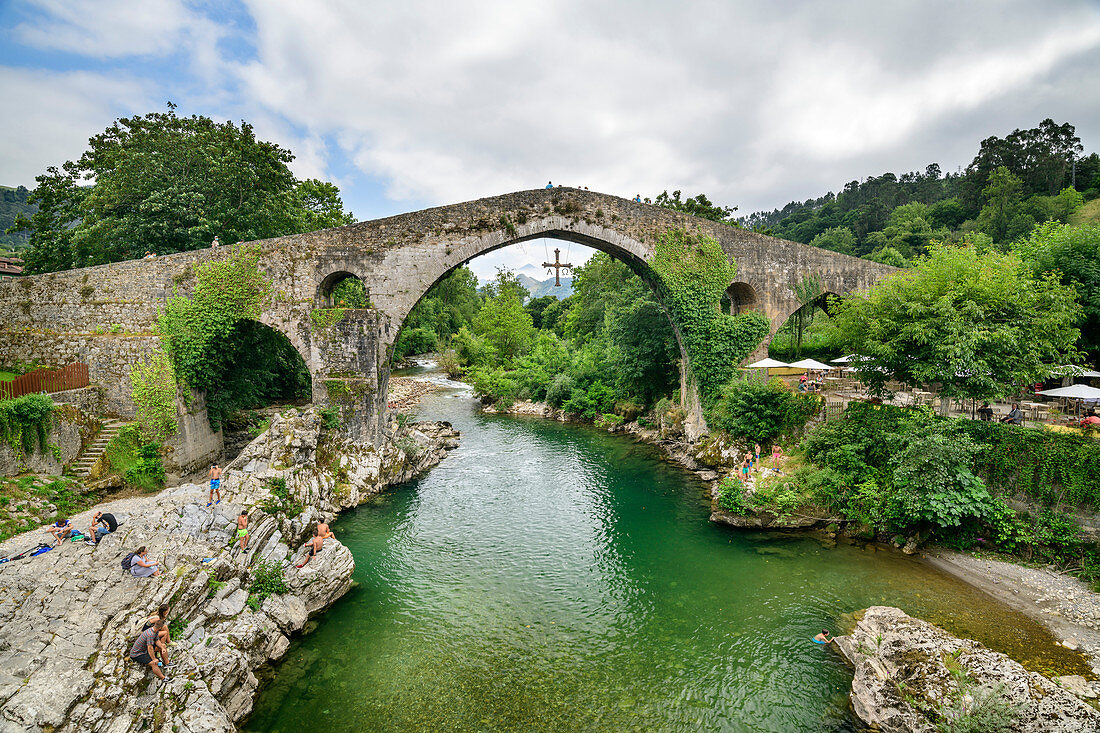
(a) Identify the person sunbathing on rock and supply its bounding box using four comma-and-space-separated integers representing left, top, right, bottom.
129, 618, 171, 682
297, 530, 326, 568
813, 629, 833, 645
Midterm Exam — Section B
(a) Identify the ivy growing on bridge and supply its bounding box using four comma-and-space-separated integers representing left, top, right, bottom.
647, 229, 770, 400
129, 349, 179, 442
150, 245, 275, 431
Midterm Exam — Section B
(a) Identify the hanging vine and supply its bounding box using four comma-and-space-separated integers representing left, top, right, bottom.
647, 228, 770, 399
0, 393, 54, 458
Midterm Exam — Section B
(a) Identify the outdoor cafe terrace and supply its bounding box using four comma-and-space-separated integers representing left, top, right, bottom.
746, 357, 1100, 434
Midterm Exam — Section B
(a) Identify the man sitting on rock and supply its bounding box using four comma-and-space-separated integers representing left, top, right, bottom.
296, 528, 328, 568
129, 618, 171, 682
48, 517, 74, 544
86, 511, 117, 546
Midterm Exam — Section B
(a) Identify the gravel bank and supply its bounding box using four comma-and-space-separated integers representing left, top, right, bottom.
926, 548, 1100, 675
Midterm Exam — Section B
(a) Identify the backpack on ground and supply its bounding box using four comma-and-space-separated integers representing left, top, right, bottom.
121, 552, 136, 571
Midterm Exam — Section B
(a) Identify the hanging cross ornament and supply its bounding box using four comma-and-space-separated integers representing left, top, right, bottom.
542, 248, 573, 287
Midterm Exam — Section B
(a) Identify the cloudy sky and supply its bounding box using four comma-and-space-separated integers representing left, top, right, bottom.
2, 0, 1099, 278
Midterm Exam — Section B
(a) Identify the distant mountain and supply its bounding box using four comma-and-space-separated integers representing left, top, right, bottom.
518, 273, 573, 299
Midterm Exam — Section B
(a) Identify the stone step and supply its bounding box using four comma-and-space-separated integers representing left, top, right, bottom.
71, 421, 132, 477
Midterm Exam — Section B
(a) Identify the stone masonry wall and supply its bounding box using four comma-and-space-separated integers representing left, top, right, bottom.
0, 188, 896, 449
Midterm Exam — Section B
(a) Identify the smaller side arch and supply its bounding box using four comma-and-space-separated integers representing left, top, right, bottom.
724, 281, 761, 315
316, 271, 370, 308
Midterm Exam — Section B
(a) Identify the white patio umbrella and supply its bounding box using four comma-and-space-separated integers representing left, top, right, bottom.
1038, 384, 1100, 417
789, 358, 832, 371
831, 354, 857, 363
746, 358, 790, 369
1038, 384, 1100, 399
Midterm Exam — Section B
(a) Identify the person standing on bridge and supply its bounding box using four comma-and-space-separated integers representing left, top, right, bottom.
633, 194, 642, 203
546, 181, 553, 189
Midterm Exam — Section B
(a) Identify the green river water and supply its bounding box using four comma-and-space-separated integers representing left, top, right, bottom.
246, 365, 1086, 732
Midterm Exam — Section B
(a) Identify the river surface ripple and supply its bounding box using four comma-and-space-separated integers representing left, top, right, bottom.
246, 363, 1084, 732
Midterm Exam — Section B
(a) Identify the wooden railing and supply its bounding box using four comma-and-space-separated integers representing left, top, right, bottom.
0, 363, 89, 400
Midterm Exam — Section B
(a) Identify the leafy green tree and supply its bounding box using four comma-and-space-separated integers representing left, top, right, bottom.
976, 166, 1032, 243
1019, 222, 1100, 361
525, 295, 558, 330
397, 266, 480, 357
833, 244, 1081, 404
12, 105, 354, 273
652, 190, 738, 224
809, 226, 857, 255
863, 246, 909, 268
473, 270, 535, 365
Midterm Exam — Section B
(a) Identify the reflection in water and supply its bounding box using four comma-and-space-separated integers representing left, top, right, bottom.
247, 363, 1086, 732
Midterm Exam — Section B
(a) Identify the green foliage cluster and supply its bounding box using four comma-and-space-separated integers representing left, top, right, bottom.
257, 476, 304, 517
709, 376, 821, 449
329, 277, 369, 308
1017, 222, 1100, 362
743, 119, 1096, 260
156, 246, 309, 430
12, 104, 354, 274
129, 348, 178, 442
803, 403, 1100, 565
0, 393, 53, 456
833, 244, 1081, 403
716, 477, 750, 514
318, 406, 341, 431
104, 425, 165, 492
247, 559, 290, 611
456, 256, 682, 420
0, 185, 34, 252
647, 229, 770, 399
394, 267, 480, 359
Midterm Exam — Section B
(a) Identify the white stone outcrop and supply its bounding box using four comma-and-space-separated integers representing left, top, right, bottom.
0, 408, 459, 732
834, 606, 1100, 733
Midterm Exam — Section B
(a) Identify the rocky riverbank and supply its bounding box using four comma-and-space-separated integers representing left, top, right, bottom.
835, 606, 1100, 732
0, 408, 459, 732
388, 375, 440, 410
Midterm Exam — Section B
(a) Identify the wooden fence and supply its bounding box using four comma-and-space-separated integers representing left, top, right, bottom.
0, 363, 89, 400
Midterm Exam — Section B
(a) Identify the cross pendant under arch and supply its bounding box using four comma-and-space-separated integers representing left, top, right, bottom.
542, 248, 573, 287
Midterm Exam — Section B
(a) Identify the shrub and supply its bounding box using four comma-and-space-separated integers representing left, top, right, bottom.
709, 376, 821, 448
396, 327, 438, 357
716, 478, 750, 514
545, 374, 574, 407
257, 476, 304, 517
247, 559, 289, 610
437, 350, 463, 379
0, 393, 54, 456
318, 406, 340, 431
104, 425, 164, 492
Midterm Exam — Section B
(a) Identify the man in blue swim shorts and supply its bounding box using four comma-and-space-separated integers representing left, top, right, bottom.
208, 463, 222, 507
813, 629, 833, 644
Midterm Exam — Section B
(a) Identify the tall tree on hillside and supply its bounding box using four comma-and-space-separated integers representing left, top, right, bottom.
12, 104, 354, 273
834, 245, 1080, 407
976, 166, 1031, 244
966, 119, 1083, 202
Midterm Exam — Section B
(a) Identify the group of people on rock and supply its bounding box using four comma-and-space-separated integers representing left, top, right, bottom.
47, 510, 117, 546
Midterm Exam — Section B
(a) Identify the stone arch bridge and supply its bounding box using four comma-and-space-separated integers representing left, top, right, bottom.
0, 188, 894, 472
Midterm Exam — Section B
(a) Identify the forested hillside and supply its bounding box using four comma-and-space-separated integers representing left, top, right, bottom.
0, 185, 35, 254
741, 119, 1099, 267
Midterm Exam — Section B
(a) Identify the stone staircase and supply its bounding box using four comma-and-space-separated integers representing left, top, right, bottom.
71, 420, 128, 478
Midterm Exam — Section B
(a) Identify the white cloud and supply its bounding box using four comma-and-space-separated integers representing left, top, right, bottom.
0, 67, 151, 185
14, 0, 195, 57
3, 0, 1100, 220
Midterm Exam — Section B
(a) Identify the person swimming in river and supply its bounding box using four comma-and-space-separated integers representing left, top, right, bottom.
813, 629, 833, 644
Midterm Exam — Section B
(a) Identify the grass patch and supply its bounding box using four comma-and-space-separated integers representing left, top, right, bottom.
103, 425, 164, 492
0, 474, 98, 543
0, 371, 15, 382
1069, 197, 1100, 226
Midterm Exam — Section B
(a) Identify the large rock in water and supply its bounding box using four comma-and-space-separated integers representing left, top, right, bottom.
0, 409, 459, 732
834, 606, 1100, 733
